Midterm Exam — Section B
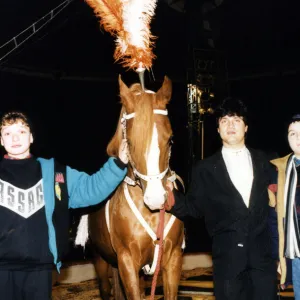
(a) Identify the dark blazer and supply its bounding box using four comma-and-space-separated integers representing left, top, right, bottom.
171, 148, 274, 277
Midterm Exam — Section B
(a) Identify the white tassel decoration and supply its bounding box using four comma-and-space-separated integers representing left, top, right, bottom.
74, 214, 89, 247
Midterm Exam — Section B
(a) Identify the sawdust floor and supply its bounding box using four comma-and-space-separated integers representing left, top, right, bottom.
52, 280, 199, 300
52, 279, 101, 300
52, 280, 166, 300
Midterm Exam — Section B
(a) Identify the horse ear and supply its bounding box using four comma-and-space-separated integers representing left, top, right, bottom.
118, 75, 133, 110
156, 76, 172, 105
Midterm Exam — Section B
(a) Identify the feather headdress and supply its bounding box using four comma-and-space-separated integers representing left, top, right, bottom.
86, 0, 157, 72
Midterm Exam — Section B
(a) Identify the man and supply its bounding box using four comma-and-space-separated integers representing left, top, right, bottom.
168, 98, 277, 299
268, 114, 300, 299
0, 111, 128, 299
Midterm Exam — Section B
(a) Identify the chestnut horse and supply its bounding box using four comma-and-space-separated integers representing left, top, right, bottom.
81, 76, 184, 299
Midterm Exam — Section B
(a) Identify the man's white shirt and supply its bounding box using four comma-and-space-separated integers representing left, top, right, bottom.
222, 146, 253, 207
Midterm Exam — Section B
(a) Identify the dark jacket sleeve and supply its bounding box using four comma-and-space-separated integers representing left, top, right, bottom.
170, 161, 205, 219
267, 163, 279, 259
267, 163, 293, 287
268, 206, 279, 259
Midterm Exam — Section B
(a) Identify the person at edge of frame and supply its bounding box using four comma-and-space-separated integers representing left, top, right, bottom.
268, 113, 300, 300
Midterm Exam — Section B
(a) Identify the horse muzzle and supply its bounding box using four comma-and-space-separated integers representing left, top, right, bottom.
144, 186, 166, 211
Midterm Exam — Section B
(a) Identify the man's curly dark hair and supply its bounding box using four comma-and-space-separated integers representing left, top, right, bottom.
215, 97, 248, 127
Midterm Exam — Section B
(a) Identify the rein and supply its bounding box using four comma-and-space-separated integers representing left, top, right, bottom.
122, 181, 176, 300
150, 207, 165, 300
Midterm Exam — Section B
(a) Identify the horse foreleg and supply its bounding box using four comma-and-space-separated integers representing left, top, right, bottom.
117, 252, 141, 300
112, 267, 126, 300
162, 248, 183, 300
139, 274, 146, 299
93, 255, 112, 300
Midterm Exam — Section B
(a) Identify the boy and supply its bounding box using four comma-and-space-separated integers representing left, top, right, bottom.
269, 114, 300, 299
0, 111, 128, 299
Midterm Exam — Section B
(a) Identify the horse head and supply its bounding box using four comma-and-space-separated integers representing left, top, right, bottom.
107, 75, 173, 211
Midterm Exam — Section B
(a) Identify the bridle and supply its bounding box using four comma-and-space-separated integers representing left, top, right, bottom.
120, 109, 170, 184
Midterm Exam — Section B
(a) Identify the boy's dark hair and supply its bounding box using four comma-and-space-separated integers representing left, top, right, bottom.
215, 97, 248, 127
287, 114, 300, 131
0, 111, 33, 136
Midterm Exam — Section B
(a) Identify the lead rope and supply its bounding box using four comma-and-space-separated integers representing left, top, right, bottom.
149, 175, 178, 298
164, 185, 175, 211
150, 207, 165, 300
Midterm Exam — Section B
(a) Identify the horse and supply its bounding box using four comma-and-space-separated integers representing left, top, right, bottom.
77, 75, 184, 300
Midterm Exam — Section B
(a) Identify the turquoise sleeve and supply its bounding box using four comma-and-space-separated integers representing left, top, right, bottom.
67, 157, 127, 208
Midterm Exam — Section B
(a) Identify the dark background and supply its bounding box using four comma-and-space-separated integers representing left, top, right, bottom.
1, 0, 300, 253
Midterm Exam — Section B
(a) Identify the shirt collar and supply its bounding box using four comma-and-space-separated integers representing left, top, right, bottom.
222, 145, 247, 156
294, 157, 300, 167
4, 154, 32, 160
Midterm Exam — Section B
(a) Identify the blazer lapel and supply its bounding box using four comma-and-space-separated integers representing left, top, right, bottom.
213, 150, 247, 204
248, 149, 268, 210
213, 148, 268, 211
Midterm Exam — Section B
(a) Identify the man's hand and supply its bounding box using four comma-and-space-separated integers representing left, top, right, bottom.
118, 139, 128, 164
166, 180, 174, 191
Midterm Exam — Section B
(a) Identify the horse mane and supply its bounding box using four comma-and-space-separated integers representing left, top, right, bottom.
107, 82, 154, 167
107, 106, 124, 158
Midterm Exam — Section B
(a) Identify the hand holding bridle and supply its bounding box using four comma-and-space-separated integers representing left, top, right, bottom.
166, 180, 174, 192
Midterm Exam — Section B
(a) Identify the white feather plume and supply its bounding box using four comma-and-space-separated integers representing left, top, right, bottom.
86, 0, 157, 70
121, 0, 156, 49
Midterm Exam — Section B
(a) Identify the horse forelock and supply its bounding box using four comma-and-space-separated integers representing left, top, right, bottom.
130, 94, 154, 172
126, 82, 171, 174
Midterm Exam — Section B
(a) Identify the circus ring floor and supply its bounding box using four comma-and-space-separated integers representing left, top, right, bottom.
52, 253, 294, 299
